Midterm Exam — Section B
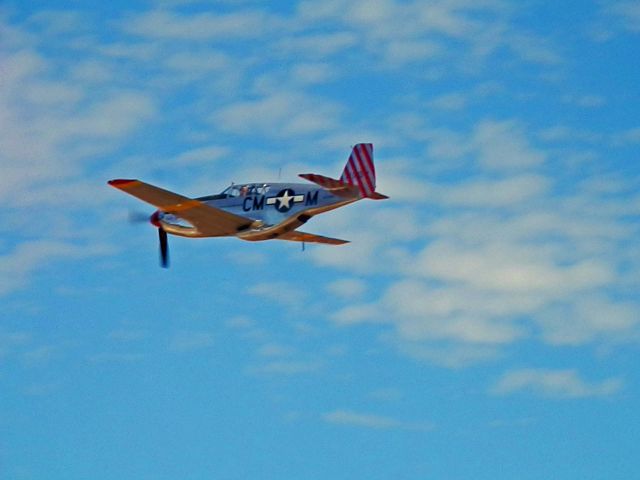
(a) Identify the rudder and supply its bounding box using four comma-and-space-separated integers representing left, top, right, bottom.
299, 143, 388, 200
340, 143, 377, 198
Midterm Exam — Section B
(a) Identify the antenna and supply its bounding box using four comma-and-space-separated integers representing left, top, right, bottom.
278, 167, 282, 181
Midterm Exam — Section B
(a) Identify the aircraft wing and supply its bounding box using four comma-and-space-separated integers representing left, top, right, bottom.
277, 230, 349, 245
108, 179, 253, 236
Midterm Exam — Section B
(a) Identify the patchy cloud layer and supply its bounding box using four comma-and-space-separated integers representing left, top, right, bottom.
491, 369, 624, 398
1, 5, 639, 477
4, 2, 638, 371
324, 409, 432, 431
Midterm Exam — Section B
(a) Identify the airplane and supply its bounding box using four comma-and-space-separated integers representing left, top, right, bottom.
108, 143, 388, 267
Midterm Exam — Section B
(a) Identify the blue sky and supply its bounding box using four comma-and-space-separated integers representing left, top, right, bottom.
1, 0, 639, 478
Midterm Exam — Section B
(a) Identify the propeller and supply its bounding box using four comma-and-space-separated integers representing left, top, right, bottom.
158, 227, 169, 268
126, 210, 171, 268
147, 211, 170, 268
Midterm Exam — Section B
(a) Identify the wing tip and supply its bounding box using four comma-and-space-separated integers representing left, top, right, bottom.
108, 179, 139, 188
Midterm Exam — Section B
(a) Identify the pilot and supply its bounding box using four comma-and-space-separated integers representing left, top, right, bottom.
240, 185, 249, 196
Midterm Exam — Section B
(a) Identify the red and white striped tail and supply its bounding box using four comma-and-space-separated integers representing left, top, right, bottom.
340, 143, 376, 197
298, 143, 388, 200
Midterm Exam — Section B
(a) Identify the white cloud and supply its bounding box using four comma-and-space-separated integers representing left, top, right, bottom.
164, 50, 230, 73
304, 205, 421, 274
323, 409, 432, 431
61, 91, 156, 139
409, 241, 613, 294
538, 125, 604, 143
247, 281, 308, 308
374, 170, 434, 201
606, 1, 640, 33
298, 0, 500, 41
325, 278, 367, 299
257, 343, 295, 358
418, 118, 548, 173
383, 39, 442, 64
170, 145, 230, 166
472, 120, 547, 170
108, 329, 148, 342
382, 281, 529, 344
121, 9, 286, 41
428, 92, 468, 111
225, 250, 269, 266
96, 42, 160, 62
314, 168, 638, 364
424, 127, 473, 161
0, 44, 156, 205
22, 345, 59, 366
23, 382, 62, 397
491, 368, 624, 398
70, 60, 114, 83
89, 353, 146, 363
0, 241, 113, 296
290, 63, 336, 85
0, 13, 168, 295
211, 92, 342, 137
306, 234, 380, 274
332, 303, 381, 325
441, 174, 550, 207
26, 10, 89, 35
612, 126, 640, 145
488, 417, 536, 429
508, 33, 562, 65
538, 297, 639, 346
0, 331, 31, 358
275, 32, 357, 58
368, 387, 403, 402
169, 331, 215, 352
249, 360, 321, 375
396, 341, 503, 368
563, 94, 607, 108
296, 0, 559, 69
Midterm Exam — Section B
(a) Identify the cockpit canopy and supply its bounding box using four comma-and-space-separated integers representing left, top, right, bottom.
221, 183, 271, 198
196, 183, 272, 202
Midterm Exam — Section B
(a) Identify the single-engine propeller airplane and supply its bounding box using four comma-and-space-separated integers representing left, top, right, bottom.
108, 143, 388, 267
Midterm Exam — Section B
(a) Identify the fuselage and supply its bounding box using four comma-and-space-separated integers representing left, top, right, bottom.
156, 182, 357, 239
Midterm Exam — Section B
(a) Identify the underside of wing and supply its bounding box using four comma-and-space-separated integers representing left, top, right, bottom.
277, 230, 349, 245
108, 179, 253, 237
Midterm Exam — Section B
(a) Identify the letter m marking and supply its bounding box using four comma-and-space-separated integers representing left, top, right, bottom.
305, 191, 319, 206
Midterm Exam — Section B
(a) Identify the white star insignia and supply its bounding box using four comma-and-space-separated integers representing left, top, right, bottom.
277, 190, 293, 209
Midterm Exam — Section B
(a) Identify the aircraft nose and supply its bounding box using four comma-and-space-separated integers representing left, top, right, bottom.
150, 211, 162, 227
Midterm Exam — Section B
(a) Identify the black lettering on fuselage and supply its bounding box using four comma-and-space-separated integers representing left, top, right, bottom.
243, 196, 265, 212
305, 190, 319, 206
252, 195, 265, 210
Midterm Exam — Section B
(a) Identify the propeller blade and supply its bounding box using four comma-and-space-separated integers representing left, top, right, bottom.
158, 228, 169, 268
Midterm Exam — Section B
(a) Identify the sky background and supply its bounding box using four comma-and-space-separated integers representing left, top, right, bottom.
1, 1, 639, 479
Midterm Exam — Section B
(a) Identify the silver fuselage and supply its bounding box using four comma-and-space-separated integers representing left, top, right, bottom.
157, 182, 357, 240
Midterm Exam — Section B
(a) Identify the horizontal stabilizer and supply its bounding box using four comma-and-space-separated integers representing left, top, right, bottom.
368, 192, 389, 200
299, 174, 389, 200
298, 173, 358, 198
278, 230, 349, 245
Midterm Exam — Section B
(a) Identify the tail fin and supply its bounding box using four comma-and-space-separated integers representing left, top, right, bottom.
340, 143, 388, 200
298, 143, 389, 200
